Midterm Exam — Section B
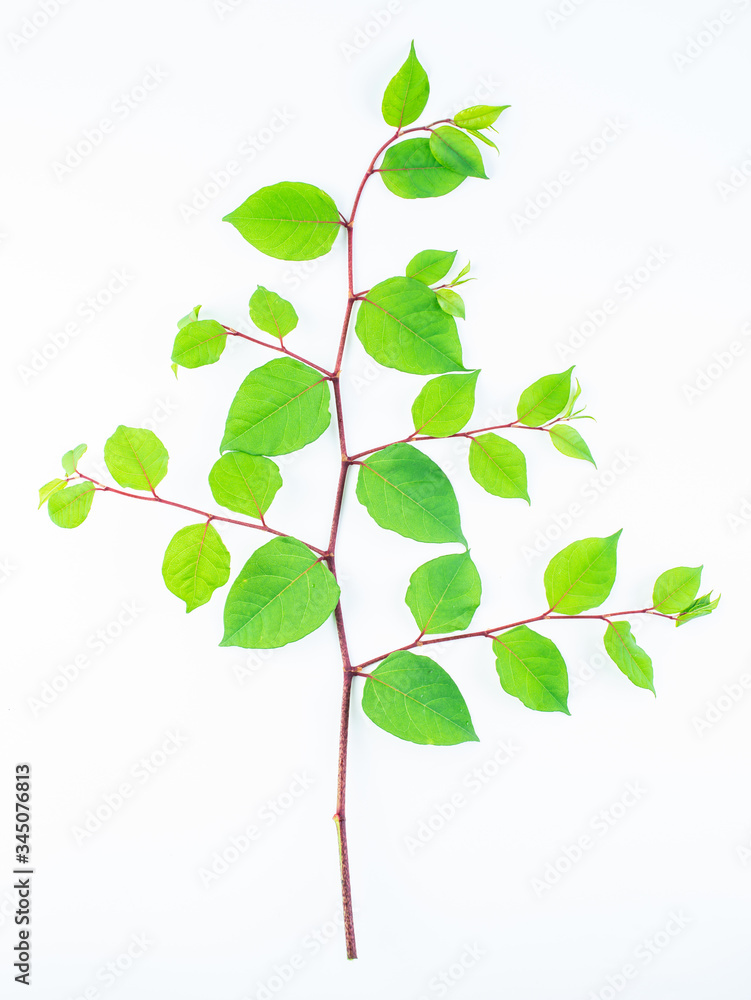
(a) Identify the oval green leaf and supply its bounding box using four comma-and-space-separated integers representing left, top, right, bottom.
453, 105, 510, 130
380, 138, 466, 200
517, 367, 575, 427
177, 305, 201, 329
162, 522, 231, 613
171, 320, 227, 369
652, 566, 702, 613
469, 433, 529, 503
549, 424, 596, 466
429, 126, 487, 179
381, 41, 430, 128
249, 286, 298, 339
467, 129, 498, 152
676, 592, 720, 627
362, 651, 478, 745
356, 443, 466, 546
39, 478, 67, 509
48, 482, 96, 529
209, 452, 282, 520
412, 370, 479, 437
223, 181, 342, 261
61, 443, 87, 476
405, 551, 481, 635
406, 249, 457, 285
544, 530, 622, 614
435, 287, 465, 319
220, 357, 331, 456
603, 621, 654, 693
220, 536, 340, 649
493, 625, 570, 714
104, 426, 169, 492
355, 276, 465, 375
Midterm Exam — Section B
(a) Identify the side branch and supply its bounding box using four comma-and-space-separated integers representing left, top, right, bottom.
222, 324, 334, 378
74, 472, 328, 556
351, 606, 677, 672
349, 417, 573, 461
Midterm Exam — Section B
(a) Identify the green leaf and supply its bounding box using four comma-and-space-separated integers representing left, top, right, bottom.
412, 370, 478, 437
405, 249, 457, 285
468, 433, 529, 503
562, 377, 582, 418
220, 357, 331, 457
380, 138, 466, 200
223, 182, 341, 261
544, 531, 622, 614
355, 276, 465, 375
39, 478, 67, 509
450, 261, 471, 284
171, 320, 227, 369
162, 522, 231, 613
249, 286, 298, 339
177, 304, 201, 329
549, 424, 596, 466
429, 126, 487, 179
209, 452, 282, 520
603, 621, 654, 693
493, 626, 570, 714
61, 444, 87, 476
435, 287, 465, 319
220, 536, 339, 648
652, 566, 702, 613
362, 651, 478, 745
48, 482, 95, 529
676, 592, 720, 627
104, 426, 168, 492
356, 443, 466, 545
465, 128, 498, 152
381, 41, 430, 128
454, 105, 510, 130
405, 551, 481, 634
517, 367, 575, 427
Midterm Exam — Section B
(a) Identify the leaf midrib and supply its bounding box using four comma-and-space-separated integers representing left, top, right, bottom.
362, 455, 463, 542
228, 373, 327, 444
368, 673, 472, 738
414, 374, 474, 435
224, 551, 325, 642
361, 294, 461, 371
518, 370, 570, 424
122, 429, 158, 491
548, 537, 617, 612
471, 435, 526, 498
419, 558, 467, 633
495, 635, 568, 711
606, 621, 653, 687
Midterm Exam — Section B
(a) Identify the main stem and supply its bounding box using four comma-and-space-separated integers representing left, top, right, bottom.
327, 129, 405, 959
327, 119, 496, 957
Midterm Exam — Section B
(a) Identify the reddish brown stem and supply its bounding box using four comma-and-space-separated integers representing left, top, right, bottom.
331, 597, 356, 959
222, 324, 334, 378
328, 121, 439, 959
75, 473, 327, 556
349, 416, 572, 461
351, 606, 673, 672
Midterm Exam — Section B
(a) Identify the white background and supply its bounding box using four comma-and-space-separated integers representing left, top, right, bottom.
3, 0, 750, 997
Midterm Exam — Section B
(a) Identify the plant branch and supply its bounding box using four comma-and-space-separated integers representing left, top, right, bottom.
351, 606, 676, 672
222, 324, 334, 378
349, 416, 572, 461
74, 473, 328, 556
326, 114, 491, 960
